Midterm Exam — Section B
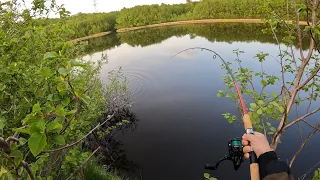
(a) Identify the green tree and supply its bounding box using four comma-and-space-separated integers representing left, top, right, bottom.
217, 0, 320, 177
0, 1, 128, 179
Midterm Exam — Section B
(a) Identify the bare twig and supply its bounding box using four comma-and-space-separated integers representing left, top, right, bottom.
289, 124, 320, 167
301, 119, 320, 131
42, 114, 114, 153
295, 105, 304, 143
21, 161, 35, 180
284, 107, 320, 130
6, 137, 19, 143
299, 159, 320, 180
298, 66, 320, 90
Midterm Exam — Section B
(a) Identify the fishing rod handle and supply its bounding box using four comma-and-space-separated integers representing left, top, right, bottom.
243, 114, 260, 180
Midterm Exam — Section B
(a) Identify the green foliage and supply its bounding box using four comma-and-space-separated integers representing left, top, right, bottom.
218, 49, 289, 134
204, 173, 218, 180
116, 3, 195, 28
115, 0, 309, 29
0, 1, 128, 179
83, 160, 122, 180
313, 168, 320, 180
216, 1, 320, 159
35, 12, 119, 39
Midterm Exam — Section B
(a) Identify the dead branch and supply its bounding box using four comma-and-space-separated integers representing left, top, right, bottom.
42, 114, 114, 153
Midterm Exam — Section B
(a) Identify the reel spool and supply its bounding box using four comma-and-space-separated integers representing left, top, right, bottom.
205, 139, 244, 171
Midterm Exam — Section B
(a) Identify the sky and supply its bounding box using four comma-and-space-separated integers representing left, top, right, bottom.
54, 0, 190, 14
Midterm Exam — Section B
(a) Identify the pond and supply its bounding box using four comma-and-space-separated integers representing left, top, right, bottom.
84, 23, 320, 180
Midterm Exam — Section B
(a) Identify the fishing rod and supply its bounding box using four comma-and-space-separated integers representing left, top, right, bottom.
172, 47, 260, 180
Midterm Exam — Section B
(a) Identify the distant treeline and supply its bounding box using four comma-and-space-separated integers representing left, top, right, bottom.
38, 0, 309, 40
83, 23, 309, 56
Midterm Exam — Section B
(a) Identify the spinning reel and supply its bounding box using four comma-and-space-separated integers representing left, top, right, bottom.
205, 139, 244, 171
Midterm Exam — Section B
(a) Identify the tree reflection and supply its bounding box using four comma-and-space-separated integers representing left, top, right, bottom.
86, 23, 309, 53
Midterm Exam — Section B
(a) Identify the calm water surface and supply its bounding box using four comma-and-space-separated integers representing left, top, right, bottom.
84, 24, 320, 180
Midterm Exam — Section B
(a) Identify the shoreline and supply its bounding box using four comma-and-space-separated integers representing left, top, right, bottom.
69, 31, 112, 43
70, 19, 308, 43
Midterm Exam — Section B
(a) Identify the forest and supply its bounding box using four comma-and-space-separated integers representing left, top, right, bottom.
35, 0, 309, 40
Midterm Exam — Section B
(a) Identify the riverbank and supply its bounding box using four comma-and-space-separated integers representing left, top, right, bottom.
116, 19, 265, 32
70, 31, 112, 43
70, 19, 309, 42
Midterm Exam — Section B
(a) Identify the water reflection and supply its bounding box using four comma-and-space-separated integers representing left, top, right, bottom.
83, 23, 319, 180
85, 23, 309, 55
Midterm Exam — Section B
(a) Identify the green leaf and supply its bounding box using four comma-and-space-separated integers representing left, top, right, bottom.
260, 80, 267, 86
58, 67, 68, 76
272, 92, 277, 97
46, 121, 62, 133
257, 108, 263, 115
257, 100, 264, 105
217, 93, 223, 97
40, 67, 51, 77
32, 103, 41, 113
313, 168, 320, 180
44, 52, 58, 59
66, 109, 77, 116
13, 128, 30, 134
10, 150, 23, 166
0, 166, 8, 177
28, 133, 47, 156
204, 173, 210, 179
0, 83, 7, 91
19, 137, 27, 145
57, 85, 65, 92
52, 135, 65, 145
266, 107, 272, 114
62, 97, 70, 106
256, 118, 261, 124
28, 116, 45, 133
70, 60, 86, 68
209, 178, 217, 180
55, 106, 65, 117
270, 127, 277, 132
61, 42, 70, 55
10, 143, 17, 150
250, 103, 257, 109
278, 106, 285, 113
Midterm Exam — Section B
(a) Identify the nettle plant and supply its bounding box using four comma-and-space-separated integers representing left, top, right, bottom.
217, 0, 320, 178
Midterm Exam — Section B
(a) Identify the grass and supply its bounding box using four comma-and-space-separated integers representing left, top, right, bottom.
83, 162, 122, 180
